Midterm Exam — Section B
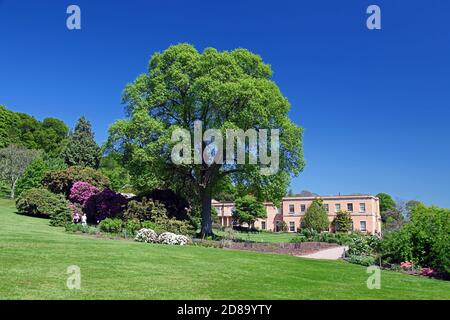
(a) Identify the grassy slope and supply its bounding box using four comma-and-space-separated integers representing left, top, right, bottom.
0, 199, 449, 300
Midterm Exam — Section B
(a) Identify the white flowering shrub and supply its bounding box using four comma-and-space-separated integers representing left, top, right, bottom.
135, 228, 158, 243
157, 232, 190, 245
158, 232, 179, 245
175, 234, 190, 245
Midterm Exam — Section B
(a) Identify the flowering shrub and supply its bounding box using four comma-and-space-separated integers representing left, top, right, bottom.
420, 267, 436, 277
69, 181, 99, 206
42, 166, 109, 196
85, 189, 128, 223
400, 261, 413, 270
175, 235, 190, 246
158, 232, 190, 245
135, 228, 158, 243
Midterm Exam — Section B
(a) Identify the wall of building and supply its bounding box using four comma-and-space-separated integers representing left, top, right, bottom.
212, 195, 382, 235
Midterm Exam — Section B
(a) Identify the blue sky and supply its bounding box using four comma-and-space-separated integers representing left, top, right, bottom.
1, 0, 449, 207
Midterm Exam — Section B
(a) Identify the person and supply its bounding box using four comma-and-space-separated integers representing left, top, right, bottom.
81, 213, 87, 227
73, 212, 80, 224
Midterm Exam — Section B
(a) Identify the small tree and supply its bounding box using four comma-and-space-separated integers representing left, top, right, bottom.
233, 195, 266, 230
63, 116, 101, 168
333, 210, 353, 233
303, 198, 329, 232
0, 145, 39, 199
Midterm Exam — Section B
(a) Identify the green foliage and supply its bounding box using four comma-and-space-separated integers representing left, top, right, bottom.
122, 197, 194, 235
381, 204, 450, 273
99, 153, 131, 192
332, 210, 353, 233
62, 116, 101, 169
303, 198, 329, 232
99, 218, 123, 234
15, 188, 71, 226
106, 44, 305, 235
233, 195, 266, 228
15, 156, 67, 196
347, 255, 376, 266
65, 223, 98, 234
123, 198, 167, 222
42, 166, 110, 196
0, 105, 68, 154
376, 192, 404, 229
376, 192, 396, 213
347, 235, 380, 256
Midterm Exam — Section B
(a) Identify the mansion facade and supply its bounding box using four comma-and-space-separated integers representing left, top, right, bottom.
212, 194, 382, 235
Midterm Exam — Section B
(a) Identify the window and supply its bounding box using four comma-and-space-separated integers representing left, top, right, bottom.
324, 204, 329, 212
300, 204, 306, 212
335, 203, 341, 212
261, 221, 266, 230
300, 221, 306, 229
359, 203, 366, 213
360, 221, 367, 232
289, 221, 295, 232
347, 203, 353, 212
289, 204, 295, 214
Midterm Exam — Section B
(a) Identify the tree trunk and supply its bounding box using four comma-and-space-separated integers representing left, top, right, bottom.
200, 187, 213, 237
10, 178, 17, 199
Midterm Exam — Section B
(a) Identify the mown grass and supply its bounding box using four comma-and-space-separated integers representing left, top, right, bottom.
0, 199, 449, 300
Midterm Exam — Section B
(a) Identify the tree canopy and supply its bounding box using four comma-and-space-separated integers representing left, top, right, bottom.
63, 116, 101, 168
107, 44, 304, 235
0, 105, 68, 155
233, 195, 266, 229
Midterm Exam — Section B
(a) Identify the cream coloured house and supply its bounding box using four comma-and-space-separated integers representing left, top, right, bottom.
212, 194, 382, 235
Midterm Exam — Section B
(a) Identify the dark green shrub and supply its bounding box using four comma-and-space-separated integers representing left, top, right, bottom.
123, 198, 166, 222
98, 218, 123, 234
332, 210, 353, 233
16, 188, 71, 226
15, 156, 67, 197
42, 166, 109, 196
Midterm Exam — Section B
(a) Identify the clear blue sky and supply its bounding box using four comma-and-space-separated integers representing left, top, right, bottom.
1, 1, 449, 207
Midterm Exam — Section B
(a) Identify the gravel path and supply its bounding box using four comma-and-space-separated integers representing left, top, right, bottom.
299, 246, 348, 260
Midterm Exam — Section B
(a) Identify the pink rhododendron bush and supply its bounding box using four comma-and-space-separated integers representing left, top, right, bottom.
69, 181, 100, 206
134, 229, 190, 245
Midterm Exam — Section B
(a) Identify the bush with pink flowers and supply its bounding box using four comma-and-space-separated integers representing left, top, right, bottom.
400, 261, 413, 270
69, 181, 100, 206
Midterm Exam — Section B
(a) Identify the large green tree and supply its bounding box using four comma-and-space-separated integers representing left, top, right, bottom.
376, 192, 404, 230
0, 105, 68, 154
303, 198, 329, 232
63, 116, 101, 168
233, 195, 266, 229
107, 44, 304, 236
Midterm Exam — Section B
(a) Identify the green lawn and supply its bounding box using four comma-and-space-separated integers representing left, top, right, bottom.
213, 229, 298, 243
0, 199, 449, 300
